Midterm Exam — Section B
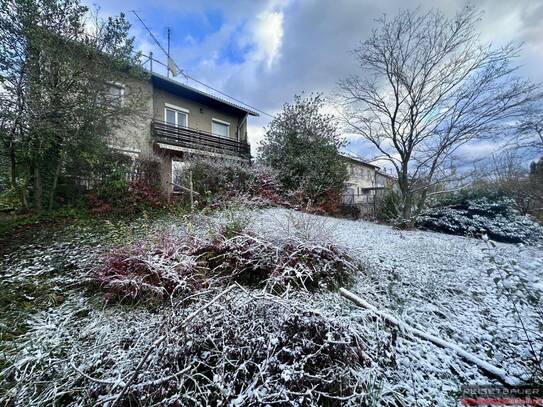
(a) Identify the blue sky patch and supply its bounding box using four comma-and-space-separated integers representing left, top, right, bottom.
136, 7, 224, 46
217, 23, 254, 65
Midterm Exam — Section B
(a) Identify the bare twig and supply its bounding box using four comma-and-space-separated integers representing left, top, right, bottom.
111, 285, 236, 406
339, 287, 521, 386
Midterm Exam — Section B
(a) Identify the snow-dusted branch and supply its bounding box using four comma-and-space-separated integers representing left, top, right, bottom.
339, 287, 521, 386
111, 284, 236, 406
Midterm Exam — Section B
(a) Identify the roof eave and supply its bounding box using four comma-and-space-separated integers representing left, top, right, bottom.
149, 71, 260, 117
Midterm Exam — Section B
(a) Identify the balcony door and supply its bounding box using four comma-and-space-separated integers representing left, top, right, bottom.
164, 105, 188, 128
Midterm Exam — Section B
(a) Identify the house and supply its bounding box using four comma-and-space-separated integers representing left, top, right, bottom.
340, 153, 397, 216
109, 70, 259, 195
341, 154, 381, 205
375, 169, 397, 189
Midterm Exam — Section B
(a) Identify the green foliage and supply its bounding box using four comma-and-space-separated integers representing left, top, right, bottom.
219, 203, 252, 239
186, 158, 290, 210
0, 188, 19, 211
259, 94, 348, 204
189, 159, 254, 198
0, 206, 90, 242
85, 157, 167, 217
0, 0, 147, 212
376, 189, 401, 222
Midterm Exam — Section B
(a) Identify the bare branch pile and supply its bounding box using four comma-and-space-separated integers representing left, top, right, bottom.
0, 294, 373, 406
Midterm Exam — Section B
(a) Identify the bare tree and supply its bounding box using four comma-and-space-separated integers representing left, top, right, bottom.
515, 105, 543, 153
338, 7, 539, 227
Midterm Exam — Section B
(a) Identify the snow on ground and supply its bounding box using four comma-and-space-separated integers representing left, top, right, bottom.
250, 209, 543, 405
1, 208, 542, 406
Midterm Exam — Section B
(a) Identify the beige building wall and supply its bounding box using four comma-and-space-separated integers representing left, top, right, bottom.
153, 88, 243, 141
344, 161, 377, 204
109, 76, 154, 157
108, 76, 252, 197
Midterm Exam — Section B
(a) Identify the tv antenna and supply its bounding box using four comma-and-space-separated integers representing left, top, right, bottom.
131, 10, 184, 78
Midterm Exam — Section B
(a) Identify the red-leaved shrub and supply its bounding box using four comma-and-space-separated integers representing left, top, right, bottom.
91, 228, 358, 302
93, 236, 206, 302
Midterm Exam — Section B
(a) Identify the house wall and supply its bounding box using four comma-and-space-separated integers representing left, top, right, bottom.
343, 160, 377, 204
153, 88, 243, 141
109, 77, 251, 198
376, 172, 398, 191
109, 76, 154, 157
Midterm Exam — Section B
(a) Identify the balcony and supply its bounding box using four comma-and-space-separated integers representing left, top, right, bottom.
151, 119, 251, 159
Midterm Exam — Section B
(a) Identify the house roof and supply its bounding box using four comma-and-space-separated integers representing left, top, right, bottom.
150, 72, 260, 117
339, 152, 380, 169
376, 170, 397, 180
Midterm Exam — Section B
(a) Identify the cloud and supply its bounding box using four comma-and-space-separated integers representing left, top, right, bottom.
247, 125, 266, 154
94, 0, 543, 163
250, 3, 285, 69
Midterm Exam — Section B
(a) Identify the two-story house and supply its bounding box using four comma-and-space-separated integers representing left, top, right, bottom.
110, 70, 259, 195
341, 153, 381, 205
340, 152, 397, 215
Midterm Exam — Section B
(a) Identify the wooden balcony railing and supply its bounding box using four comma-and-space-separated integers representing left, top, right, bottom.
151, 120, 251, 159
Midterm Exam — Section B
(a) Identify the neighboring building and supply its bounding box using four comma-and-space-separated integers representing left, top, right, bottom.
375, 169, 397, 190
110, 70, 259, 195
340, 153, 397, 216
341, 154, 381, 205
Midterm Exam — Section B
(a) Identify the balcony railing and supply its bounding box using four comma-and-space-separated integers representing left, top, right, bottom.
151, 119, 250, 159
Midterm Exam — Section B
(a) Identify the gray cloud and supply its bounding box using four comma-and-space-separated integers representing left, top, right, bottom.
96, 0, 543, 157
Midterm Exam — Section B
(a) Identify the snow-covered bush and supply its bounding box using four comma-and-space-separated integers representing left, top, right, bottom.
483, 243, 543, 382
199, 233, 357, 292
417, 194, 543, 244
92, 235, 206, 303
91, 225, 359, 302
187, 158, 292, 209
0, 294, 371, 406
134, 298, 370, 405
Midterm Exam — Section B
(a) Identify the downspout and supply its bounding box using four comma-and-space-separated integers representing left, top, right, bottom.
236, 113, 248, 143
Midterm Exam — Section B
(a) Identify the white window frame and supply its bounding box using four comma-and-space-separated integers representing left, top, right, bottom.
164, 104, 189, 127
211, 118, 230, 138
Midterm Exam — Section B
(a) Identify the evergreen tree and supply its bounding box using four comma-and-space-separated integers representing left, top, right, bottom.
0, 0, 146, 210
259, 94, 347, 204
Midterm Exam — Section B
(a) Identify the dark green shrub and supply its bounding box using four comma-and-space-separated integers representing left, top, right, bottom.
417, 191, 543, 244
376, 189, 400, 222
259, 94, 348, 207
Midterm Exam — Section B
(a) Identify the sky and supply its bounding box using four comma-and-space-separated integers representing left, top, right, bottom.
87, 0, 543, 165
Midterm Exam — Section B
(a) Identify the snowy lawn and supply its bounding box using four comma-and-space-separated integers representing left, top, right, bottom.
250, 209, 543, 404
1, 208, 542, 406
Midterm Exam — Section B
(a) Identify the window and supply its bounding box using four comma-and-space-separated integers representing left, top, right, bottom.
164, 104, 188, 127
106, 83, 124, 106
212, 119, 230, 138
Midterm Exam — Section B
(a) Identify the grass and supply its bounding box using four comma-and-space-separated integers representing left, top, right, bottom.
0, 209, 182, 364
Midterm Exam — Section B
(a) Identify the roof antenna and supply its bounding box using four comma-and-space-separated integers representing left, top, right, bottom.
131, 10, 181, 78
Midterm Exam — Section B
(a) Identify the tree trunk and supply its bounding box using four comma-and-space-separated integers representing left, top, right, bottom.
9, 144, 17, 189
48, 151, 64, 211
398, 168, 413, 226
33, 165, 43, 212
21, 183, 29, 209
